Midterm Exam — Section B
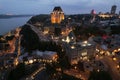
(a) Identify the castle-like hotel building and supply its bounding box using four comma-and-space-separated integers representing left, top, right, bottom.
51, 6, 64, 24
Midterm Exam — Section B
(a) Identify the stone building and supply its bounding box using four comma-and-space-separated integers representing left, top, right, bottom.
51, 6, 64, 24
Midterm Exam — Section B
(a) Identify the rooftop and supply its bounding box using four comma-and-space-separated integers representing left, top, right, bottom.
53, 6, 63, 11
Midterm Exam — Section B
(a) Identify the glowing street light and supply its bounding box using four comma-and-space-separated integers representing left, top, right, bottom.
29, 60, 33, 64
117, 65, 120, 69
84, 41, 88, 44
97, 69, 100, 72
66, 36, 70, 43
74, 66, 77, 70
112, 57, 117, 61
118, 48, 120, 51
71, 46, 75, 49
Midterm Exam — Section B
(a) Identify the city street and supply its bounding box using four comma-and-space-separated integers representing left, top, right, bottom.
101, 56, 120, 80
64, 69, 89, 80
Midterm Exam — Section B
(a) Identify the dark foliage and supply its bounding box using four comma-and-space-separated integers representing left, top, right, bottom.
77, 61, 84, 72
20, 25, 39, 53
27, 14, 50, 24
38, 41, 57, 51
111, 26, 120, 34
73, 26, 106, 40
6, 35, 15, 41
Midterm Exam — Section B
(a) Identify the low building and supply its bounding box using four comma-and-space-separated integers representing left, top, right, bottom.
35, 50, 58, 62
43, 51, 58, 61
64, 41, 95, 65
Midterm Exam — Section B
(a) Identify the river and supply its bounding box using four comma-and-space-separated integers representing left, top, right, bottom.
0, 17, 32, 35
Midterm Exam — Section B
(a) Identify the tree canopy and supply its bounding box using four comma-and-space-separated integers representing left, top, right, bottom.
20, 25, 39, 53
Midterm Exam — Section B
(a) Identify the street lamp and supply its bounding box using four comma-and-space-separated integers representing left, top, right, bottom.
97, 69, 100, 72
74, 66, 77, 70
117, 65, 120, 70
71, 45, 75, 49
29, 60, 33, 64
112, 57, 117, 61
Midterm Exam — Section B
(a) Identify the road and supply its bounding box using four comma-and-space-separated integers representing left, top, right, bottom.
101, 56, 120, 80
64, 69, 89, 80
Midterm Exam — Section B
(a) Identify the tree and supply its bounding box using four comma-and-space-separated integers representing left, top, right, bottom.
6, 35, 15, 41
20, 25, 39, 53
27, 14, 50, 24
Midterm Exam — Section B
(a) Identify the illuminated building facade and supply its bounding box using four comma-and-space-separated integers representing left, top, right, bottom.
51, 6, 64, 24
98, 14, 113, 18
111, 5, 117, 14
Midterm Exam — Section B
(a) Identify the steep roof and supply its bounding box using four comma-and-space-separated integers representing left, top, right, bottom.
53, 6, 63, 11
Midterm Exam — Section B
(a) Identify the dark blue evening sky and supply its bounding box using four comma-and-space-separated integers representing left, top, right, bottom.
0, 0, 120, 14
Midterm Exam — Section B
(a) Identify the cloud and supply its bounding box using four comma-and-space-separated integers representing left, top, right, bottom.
0, 0, 120, 14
